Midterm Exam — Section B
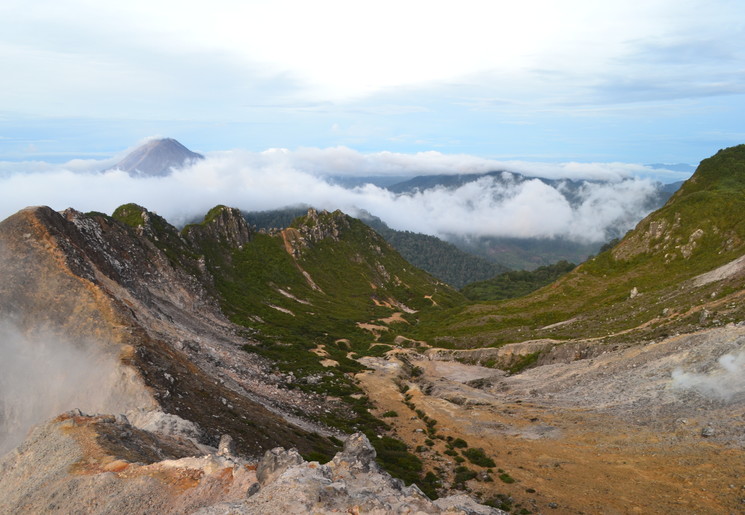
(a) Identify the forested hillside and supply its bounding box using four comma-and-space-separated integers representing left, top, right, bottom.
461, 260, 576, 300
244, 208, 509, 288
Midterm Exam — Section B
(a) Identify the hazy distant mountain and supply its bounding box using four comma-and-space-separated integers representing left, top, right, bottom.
327, 175, 414, 188
108, 138, 204, 177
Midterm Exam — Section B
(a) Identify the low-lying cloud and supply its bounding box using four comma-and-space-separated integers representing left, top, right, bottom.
0, 147, 681, 242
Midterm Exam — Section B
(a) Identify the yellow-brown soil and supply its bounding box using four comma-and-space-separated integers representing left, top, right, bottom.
357, 356, 745, 515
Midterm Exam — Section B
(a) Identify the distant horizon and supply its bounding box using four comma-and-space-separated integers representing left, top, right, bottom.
0, 136, 696, 184
0, 132, 718, 177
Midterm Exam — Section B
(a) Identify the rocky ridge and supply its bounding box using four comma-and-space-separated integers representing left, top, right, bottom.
0, 411, 503, 514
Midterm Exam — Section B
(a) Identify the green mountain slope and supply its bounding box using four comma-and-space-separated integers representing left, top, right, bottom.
409, 144, 745, 348
245, 207, 509, 288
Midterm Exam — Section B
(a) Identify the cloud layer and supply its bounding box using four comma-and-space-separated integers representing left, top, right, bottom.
0, 148, 673, 243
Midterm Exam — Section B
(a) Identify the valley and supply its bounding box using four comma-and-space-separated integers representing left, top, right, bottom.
1, 144, 745, 513
357, 327, 745, 514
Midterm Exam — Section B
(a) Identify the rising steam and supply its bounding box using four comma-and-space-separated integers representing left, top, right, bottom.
671, 350, 745, 401
0, 320, 151, 455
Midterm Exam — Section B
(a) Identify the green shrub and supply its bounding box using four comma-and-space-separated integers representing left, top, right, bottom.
484, 494, 513, 511
462, 447, 496, 468
420, 471, 441, 500
453, 466, 477, 487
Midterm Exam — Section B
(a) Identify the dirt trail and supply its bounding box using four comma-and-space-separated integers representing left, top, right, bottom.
357, 326, 745, 514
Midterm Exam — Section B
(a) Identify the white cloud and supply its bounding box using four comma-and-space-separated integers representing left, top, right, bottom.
0, 148, 668, 243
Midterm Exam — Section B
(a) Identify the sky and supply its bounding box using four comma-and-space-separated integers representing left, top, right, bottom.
1, 0, 744, 165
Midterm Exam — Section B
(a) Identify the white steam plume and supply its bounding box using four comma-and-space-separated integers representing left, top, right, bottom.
671, 351, 745, 401
0, 321, 151, 455
0, 147, 674, 242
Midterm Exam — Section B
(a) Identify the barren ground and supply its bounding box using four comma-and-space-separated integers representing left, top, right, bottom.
357, 325, 745, 514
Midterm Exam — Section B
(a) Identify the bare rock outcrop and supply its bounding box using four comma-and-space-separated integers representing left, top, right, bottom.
202, 432, 504, 515
0, 415, 502, 515
184, 205, 252, 249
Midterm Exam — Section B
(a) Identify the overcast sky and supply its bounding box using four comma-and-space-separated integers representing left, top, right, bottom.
1, 0, 744, 165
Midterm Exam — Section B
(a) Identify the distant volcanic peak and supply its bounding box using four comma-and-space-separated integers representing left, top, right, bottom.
109, 138, 204, 177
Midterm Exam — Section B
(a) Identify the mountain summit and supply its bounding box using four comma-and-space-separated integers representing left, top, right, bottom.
109, 138, 204, 177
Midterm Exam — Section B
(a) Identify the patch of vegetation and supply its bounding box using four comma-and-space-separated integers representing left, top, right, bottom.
381, 410, 399, 418
453, 466, 477, 488
461, 260, 576, 301
420, 471, 441, 500
369, 435, 423, 487
362, 215, 510, 288
242, 206, 312, 233
112, 203, 147, 227
451, 438, 469, 448
301, 450, 334, 463
462, 447, 496, 468
499, 472, 516, 484
507, 351, 542, 375
484, 493, 514, 511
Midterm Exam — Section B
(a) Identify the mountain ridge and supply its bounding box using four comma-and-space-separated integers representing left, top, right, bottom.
0, 201, 467, 500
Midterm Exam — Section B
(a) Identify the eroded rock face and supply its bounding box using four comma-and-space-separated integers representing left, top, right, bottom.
281, 208, 352, 258
0, 412, 254, 515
